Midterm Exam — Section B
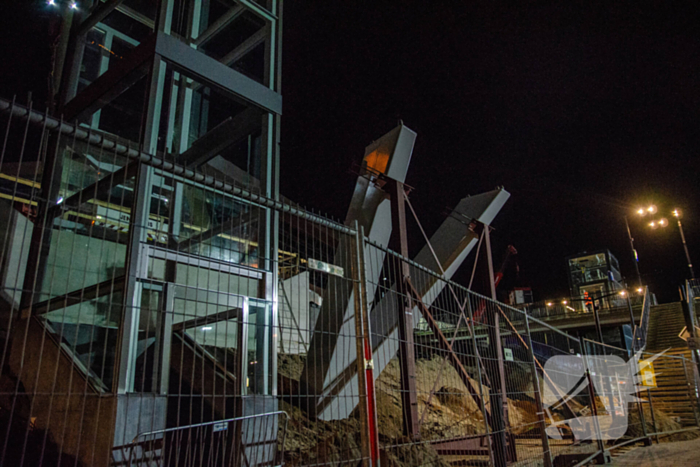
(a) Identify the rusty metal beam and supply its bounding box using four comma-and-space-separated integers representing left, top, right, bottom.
388, 179, 420, 440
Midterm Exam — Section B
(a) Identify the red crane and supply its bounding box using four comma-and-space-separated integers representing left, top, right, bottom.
473, 245, 518, 321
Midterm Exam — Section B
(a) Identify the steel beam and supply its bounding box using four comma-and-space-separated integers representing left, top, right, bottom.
388, 179, 420, 440
154, 32, 282, 115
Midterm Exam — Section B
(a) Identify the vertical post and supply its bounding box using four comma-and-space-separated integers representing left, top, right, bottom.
646, 388, 659, 443
580, 338, 606, 454
483, 225, 508, 466
387, 179, 420, 440
354, 225, 380, 466
676, 218, 695, 279
592, 294, 604, 344
626, 294, 635, 331
624, 216, 643, 288
630, 354, 651, 445
524, 315, 553, 467
465, 298, 494, 466
680, 357, 700, 427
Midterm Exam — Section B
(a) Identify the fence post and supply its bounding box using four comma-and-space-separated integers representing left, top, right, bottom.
681, 357, 700, 428
352, 224, 380, 466
646, 387, 659, 443
579, 338, 606, 455
524, 315, 553, 467
630, 353, 651, 446
465, 296, 494, 466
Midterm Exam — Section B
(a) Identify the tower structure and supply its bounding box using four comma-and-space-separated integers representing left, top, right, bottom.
1, 1, 283, 465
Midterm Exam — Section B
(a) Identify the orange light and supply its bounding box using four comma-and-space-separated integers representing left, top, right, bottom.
363, 149, 390, 174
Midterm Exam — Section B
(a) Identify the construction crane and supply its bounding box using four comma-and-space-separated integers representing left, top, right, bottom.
474, 245, 518, 320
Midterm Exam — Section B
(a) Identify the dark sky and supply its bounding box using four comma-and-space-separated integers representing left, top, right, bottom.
280, 2, 700, 302
1, 1, 698, 302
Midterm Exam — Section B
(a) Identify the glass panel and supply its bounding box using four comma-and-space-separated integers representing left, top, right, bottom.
41, 291, 123, 391
174, 287, 244, 386
149, 172, 264, 268
41, 226, 128, 300
169, 1, 267, 84
246, 299, 272, 395
103, 6, 154, 43
96, 75, 148, 141
133, 286, 163, 392
78, 28, 107, 92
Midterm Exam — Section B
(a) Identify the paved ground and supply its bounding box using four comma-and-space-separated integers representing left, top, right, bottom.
609, 438, 700, 466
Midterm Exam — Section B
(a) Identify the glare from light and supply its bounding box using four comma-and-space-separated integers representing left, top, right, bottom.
658, 217, 668, 228
546, 302, 553, 307
562, 300, 568, 305
673, 209, 681, 218
619, 291, 626, 296
647, 204, 658, 215
70, 2, 78, 9
201, 326, 212, 331
56, 196, 64, 204
636, 207, 646, 216
637, 288, 643, 293
47, 0, 56, 5
649, 221, 657, 229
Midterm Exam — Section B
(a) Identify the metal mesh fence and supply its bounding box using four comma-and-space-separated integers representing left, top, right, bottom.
1, 97, 700, 467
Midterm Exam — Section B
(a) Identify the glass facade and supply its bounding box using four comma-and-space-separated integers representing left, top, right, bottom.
32, 0, 281, 405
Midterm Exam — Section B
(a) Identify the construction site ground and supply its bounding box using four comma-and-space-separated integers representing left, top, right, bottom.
609, 435, 700, 466
277, 352, 694, 466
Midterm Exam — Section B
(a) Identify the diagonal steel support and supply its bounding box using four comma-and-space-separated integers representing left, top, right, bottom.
405, 279, 491, 427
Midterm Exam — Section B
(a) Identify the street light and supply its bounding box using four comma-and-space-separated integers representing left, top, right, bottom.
646, 207, 695, 279
671, 209, 695, 279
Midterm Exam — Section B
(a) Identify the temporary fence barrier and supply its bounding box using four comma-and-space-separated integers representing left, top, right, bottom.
1, 96, 699, 467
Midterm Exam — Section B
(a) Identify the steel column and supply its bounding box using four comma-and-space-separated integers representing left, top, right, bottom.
387, 179, 420, 440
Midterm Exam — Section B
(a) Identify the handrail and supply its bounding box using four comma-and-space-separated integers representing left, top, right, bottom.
633, 286, 651, 352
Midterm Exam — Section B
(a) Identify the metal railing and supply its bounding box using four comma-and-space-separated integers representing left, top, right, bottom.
119, 411, 289, 467
633, 287, 652, 351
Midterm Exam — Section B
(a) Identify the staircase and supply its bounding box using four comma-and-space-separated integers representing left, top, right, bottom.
643, 302, 699, 427
646, 302, 688, 351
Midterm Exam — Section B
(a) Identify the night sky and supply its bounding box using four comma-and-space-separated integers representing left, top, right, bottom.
1, 1, 699, 302
280, 2, 700, 303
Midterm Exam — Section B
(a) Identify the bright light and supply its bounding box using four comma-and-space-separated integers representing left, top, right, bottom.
562, 300, 568, 305
636, 207, 646, 216
201, 326, 212, 331
637, 288, 643, 293
673, 209, 681, 218
47, 0, 56, 5
649, 221, 657, 229
647, 204, 658, 215
619, 291, 626, 296
658, 217, 668, 228
69, 2, 78, 9
546, 302, 553, 307
56, 196, 64, 204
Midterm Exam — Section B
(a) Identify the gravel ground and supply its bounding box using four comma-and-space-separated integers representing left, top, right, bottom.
610, 437, 700, 466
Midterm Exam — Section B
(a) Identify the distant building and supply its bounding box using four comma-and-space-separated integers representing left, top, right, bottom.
566, 249, 623, 310
508, 287, 533, 306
